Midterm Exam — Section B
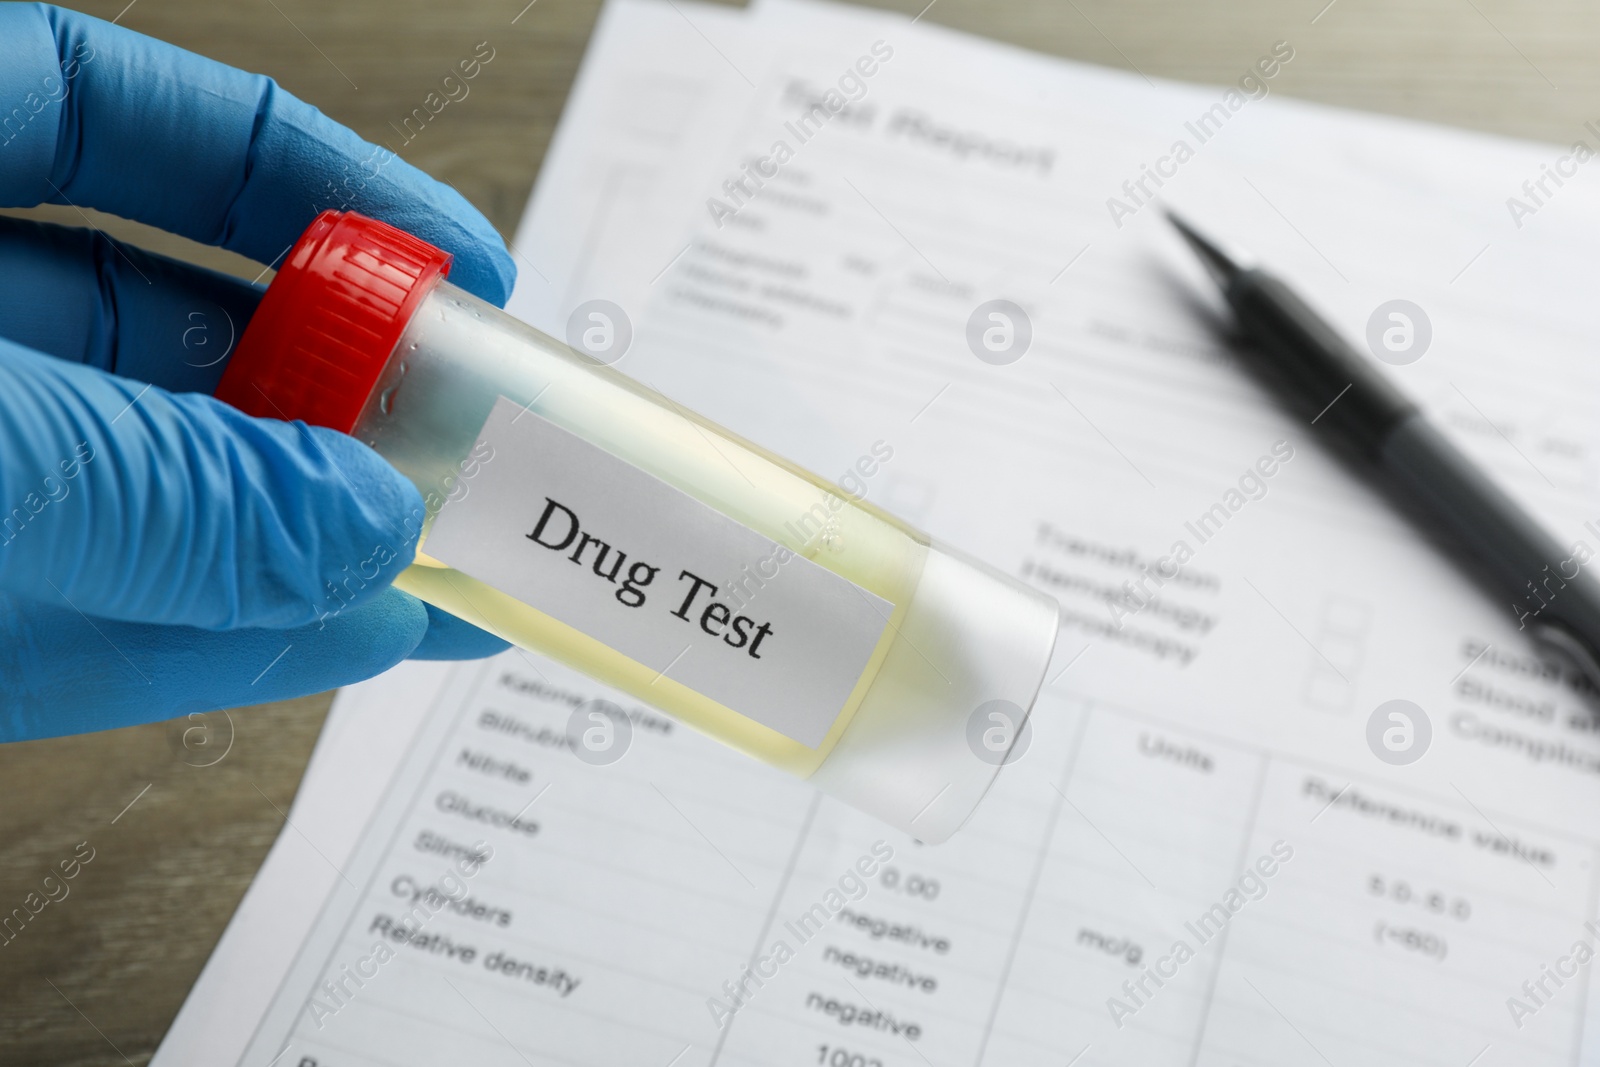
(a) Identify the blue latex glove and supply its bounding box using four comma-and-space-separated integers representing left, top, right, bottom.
0, 4, 517, 742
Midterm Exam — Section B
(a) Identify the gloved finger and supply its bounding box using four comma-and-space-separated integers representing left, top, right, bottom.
0, 5, 514, 306
0, 234, 517, 660
408, 601, 511, 660
0, 585, 428, 743
0, 336, 423, 630
0, 215, 264, 393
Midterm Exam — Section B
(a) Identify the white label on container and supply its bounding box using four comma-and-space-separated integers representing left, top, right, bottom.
424, 396, 893, 748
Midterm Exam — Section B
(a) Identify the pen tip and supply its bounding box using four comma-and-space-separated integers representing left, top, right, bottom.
1165, 209, 1246, 291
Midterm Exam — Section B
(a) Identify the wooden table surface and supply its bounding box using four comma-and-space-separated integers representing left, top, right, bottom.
2, 0, 1598, 1063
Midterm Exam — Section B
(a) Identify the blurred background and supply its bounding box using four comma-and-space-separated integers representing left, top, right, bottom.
2, 0, 1598, 1062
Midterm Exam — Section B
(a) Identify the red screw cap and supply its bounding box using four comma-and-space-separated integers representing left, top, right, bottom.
214, 210, 452, 433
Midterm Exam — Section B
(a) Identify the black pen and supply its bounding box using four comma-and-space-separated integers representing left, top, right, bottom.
1166, 210, 1600, 689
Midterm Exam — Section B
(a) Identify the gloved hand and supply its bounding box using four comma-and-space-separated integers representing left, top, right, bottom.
0, 4, 517, 742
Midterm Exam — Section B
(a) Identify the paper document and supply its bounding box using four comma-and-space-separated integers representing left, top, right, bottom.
156, 1, 1600, 1064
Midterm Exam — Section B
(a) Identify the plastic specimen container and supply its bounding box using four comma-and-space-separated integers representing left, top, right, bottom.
215, 211, 1058, 843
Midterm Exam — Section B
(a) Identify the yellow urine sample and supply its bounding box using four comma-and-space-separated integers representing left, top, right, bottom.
373, 287, 930, 775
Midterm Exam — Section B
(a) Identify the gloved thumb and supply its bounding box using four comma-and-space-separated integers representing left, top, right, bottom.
0, 337, 423, 630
